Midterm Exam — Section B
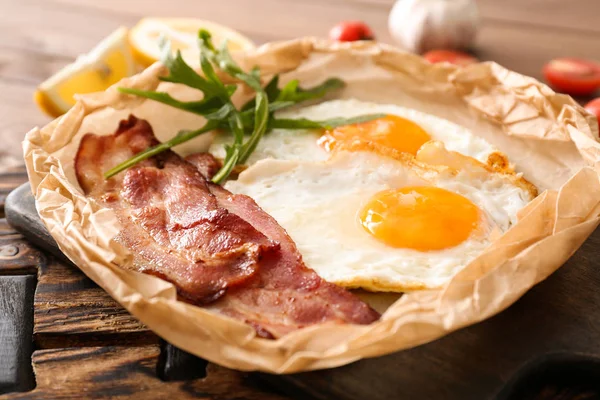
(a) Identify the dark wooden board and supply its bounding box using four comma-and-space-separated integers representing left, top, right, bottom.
3, 185, 156, 349
33, 254, 157, 349
0, 345, 287, 400
0, 275, 36, 394
6, 179, 600, 400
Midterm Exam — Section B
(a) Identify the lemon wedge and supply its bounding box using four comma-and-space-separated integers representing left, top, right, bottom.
129, 18, 255, 68
35, 27, 137, 117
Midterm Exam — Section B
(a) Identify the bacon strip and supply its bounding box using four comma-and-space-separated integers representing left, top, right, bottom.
75, 115, 379, 338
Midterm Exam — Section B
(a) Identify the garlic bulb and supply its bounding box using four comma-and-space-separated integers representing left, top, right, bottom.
388, 0, 480, 54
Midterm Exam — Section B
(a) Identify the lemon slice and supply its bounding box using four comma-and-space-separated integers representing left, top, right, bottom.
129, 18, 256, 68
35, 27, 137, 117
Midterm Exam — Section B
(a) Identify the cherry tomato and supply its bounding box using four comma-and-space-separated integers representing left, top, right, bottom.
329, 21, 374, 42
422, 50, 478, 66
543, 58, 600, 96
584, 98, 600, 131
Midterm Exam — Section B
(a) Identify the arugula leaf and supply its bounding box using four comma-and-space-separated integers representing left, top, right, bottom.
108, 30, 383, 183
241, 74, 280, 111
270, 113, 386, 130
118, 87, 223, 115
159, 38, 219, 96
204, 103, 235, 121
239, 90, 269, 164
288, 78, 344, 102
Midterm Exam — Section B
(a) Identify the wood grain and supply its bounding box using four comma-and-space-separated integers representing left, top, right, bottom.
33, 257, 157, 349
0, 346, 287, 400
0, 275, 36, 394
0, 232, 43, 276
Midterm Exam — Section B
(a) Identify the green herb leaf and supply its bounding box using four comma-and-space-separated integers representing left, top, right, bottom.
289, 78, 345, 102
242, 74, 280, 110
108, 30, 377, 183
158, 38, 219, 96
118, 87, 222, 115
239, 91, 269, 164
204, 103, 235, 120
211, 144, 240, 183
270, 113, 386, 130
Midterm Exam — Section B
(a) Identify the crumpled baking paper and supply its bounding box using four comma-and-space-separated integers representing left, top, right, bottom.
23, 38, 600, 373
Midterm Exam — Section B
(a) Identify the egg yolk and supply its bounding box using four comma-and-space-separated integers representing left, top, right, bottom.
358, 187, 481, 251
318, 115, 431, 155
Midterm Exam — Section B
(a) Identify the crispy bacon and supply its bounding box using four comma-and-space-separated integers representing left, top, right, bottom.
75, 115, 380, 338
75, 117, 276, 304
184, 153, 221, 180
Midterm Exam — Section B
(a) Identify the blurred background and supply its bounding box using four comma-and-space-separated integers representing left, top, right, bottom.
1, 0, 599, 171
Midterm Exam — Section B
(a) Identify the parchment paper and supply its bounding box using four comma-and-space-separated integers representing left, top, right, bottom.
23, 38, 600, 373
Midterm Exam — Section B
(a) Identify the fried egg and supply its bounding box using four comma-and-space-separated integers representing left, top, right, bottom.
209, 99, 503, 167
225, 142, 536, 292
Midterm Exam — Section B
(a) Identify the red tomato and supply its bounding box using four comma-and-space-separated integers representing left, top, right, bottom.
543, 58, 600, 96
584, 98, 600, 131
422, 50, 478, 66
329, 21, 374, 42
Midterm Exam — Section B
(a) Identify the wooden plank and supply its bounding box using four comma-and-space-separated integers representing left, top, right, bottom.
33, 258, 158, 349
0, 275, 36, 394
0, 345, 288, 400
0, 228, 42, 276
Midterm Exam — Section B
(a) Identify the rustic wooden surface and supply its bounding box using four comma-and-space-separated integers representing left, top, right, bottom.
1, 0, 600, 398
0, 275, 35, 394
0, 346, 286, 400
2, 0, 600, 172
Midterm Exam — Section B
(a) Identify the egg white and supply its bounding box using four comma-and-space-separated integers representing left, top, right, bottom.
209, 99, 498, 165
225, 146, 534, 292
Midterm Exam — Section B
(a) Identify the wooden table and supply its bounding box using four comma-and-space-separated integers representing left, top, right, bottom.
1, 0, 600, 398
2, 0, 600, 171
